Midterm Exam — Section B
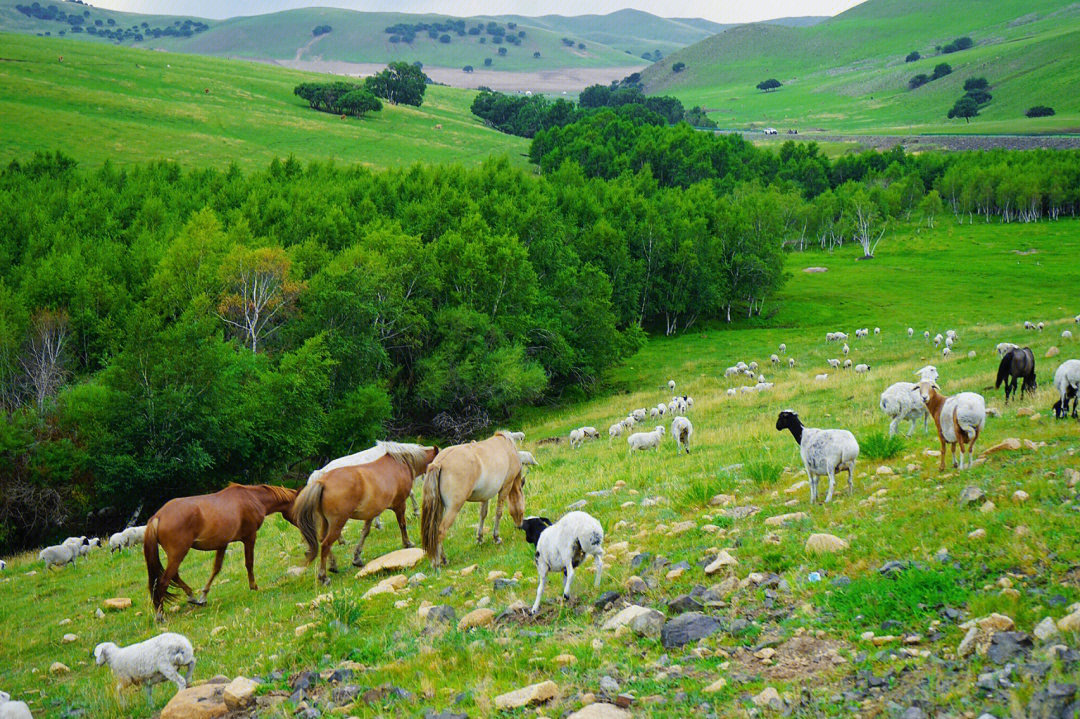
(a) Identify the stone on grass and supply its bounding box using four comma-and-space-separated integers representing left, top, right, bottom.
103, 597, 132, 611
968, 528, 987, 540
223, 676, 258, 711
49, 662, 70, 675
1034, 617, 1059, 641
457, 608, 495, 631
752, 686, 782, 709
1057, 611, 1080, 633
624, 575, 649, 594
661, 612, 721, 649
355, 548, 425, 577
493, 680, 557, 710
704, 551, 737, 574
567, 703, 631, 719
554, 653, 577, 667
983, 438, 1022, 454
602, 605, 658, 632
160, 683, 228, 719
61, 633, 77, 643
977, 613, 1015, 632
703, 678, 727, 693
876, 465, 893, 475
764, 511, 808, 527
805, 533, 847, 553
1013, 490, 1030, 503
285, 566, 306, 578
959, 486, 985, 505
1047, 346, 1060, 358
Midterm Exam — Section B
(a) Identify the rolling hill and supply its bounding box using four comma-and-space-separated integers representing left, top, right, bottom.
0, 33, 527, 170
642, 0, 1080, 134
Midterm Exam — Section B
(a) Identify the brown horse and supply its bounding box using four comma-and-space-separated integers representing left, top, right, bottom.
144, 484, 297, 621
421, 432, 525, 567
294, 442, 438, 585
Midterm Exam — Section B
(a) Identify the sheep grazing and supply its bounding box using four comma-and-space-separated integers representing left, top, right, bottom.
1052, 359, 1080, 419
38, 543, 77, 569
946, 330, 958, 341
814, 373, 828, 382
923, 330, 930, 340
880, 382, 929, 437
942, 347, 951, 358
655, 403, 667, 417
668, 379, 676, 392
748, 361, 759, 373
855, 328, 868, 339
945, 336, 954, 348
917, 380, 986, 470
1024, 321, 1035, 330
0, 559, 6, 571
1038, 322, 1045, 331
506, 431, 526, 444
775, 410, 859, 504
736, 361, 748, 371
788, 358, 796, 369
685, 396, 694, 408
94, 632, 196, 699
569, 428, 586, 449
627, 426, 665, 451
968, 350, 977, 359
608, 423, 624, 440
996, 342, 1019, 356
842, 343, 850, 356
755, 382, 774, 392
1063, 330, 1074, 340
520, 512, 604, 614
739, 385, 756, 394
756, 374, 766, 384
632, 408, 647, 422
827, 358, 841, 369
671, 416, 693, 454
518, 450, 539, 467
843, 359, 853, 370
933, 333, 943, 347
779, 343, 787, 354
907, 327, 914, 337
649, 407, 659, 418
770, 353, 780, 365
726, 388, 737, 397
122, 526, 146, 548
855, 363, 870, 374
108, 531, 128, 552
874, 327, 881, 335
1075, 314, 1080, 324
724, 366, 740, 378
0, 692, 32, 719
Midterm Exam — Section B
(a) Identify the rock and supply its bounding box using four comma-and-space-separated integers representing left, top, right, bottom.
803, 266, 828, 273
599, 676, 620, 695
751, 686, 782, 709
602, 605, 658, 632
1034, 617, 1060, 641
661, 612, 722, 649
426, 605, 456, 624
902, 708, 927, 719
361, 573, 408, 598
624, 576, 649, 594
103, 597, 131, 611
959, 486, 985, 505
160, 683, 228, 719
629, 610, 665, 638
355, 548, 425, 577
968, 528, 987, 540
1057, 611, 1080, 632
493, 680, 558, 710
805, 533, 848, 553
764, 511, 808, 527
668, 594, 704, 614
210, 625, 227, 637
704, 550, 738, 574
876, 465, 893, 475
95, 608, 105, 619
957, 626, 980, 657
487, 570, 507, 581
709, 494, 735, 506
493, 578, 518, 591
614, 693, 633, 708
722, 505, 760, 520
566, 500, 587, 511
554, 653, 577, 667
294, 623, 315, 637
665, 568, 684, 581
457, 608, 495, 631
1047, 346, 1060, 358
980, 500, 996, 513
986, 632, 1032, 664
285, 566, 306, 578
703, 677, 727, 693
1026, 682, 1076, 719
460, 564, 478, 576
223, 676, 258, 711
1017, 407, 1035, 416
61, 633, 77, 643
669, 520, 695, 534
594, 591, 620, 610
49, 662, 70, 675
1013, 490, 1030, 503
785, 480, 807, 494
979, 613, 1015, 632
983, 437, 1022, 454
567, 704, 631, 719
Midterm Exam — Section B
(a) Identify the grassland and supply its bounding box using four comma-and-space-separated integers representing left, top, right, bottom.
4, 218, 1080, 717
0, 33, 527, 170
643, 0, 1080, 135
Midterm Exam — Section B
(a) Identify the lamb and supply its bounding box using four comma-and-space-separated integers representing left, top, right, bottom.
908, 327, 914, 337
756, 374, 766, 384
520, 512, 604, 614
788, 358, 796, 368
917, 380, 986, 470
827, 358, 841, 369
996, 342, 1018, 356
880, 382, 929, 437
855, 328, 868, 338
668, 379, 676, 392
568, 428, 585, 449
1063, 330, 1074, 340
38, 543, 77, 569
670, 416, 693, 454
627, 426, 665, 451
94, 632, 196, 699
608, 423, 624, 440
855, 363, 870, 374
779, 343, 786, 354
0, 692, 32, 719
874, 327, 881, 335
814, 373, 829, 382
506, 431, 526, 444
775, 410, 859, 504
843, 359, 852, 370
736, 362, 748, 371
770, 354, 780, 365
842, 343, 850, 356
1052, 359, 1080, 419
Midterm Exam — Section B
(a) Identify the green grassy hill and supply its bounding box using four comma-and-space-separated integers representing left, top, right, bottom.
0, 33, 527, 170
4, 217, 1080, 717
643, 0, 1080, 134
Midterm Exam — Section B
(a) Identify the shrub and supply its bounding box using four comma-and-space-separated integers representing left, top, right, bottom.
932, 63, 952, 79
821, 567, 969, 628
439, 34, 451, 43
963, 77, 988, 91
312, 25, 332, 36
1026, 105, 1055, 117
462, 65, 473, 73
859, 431, 905, 460
533, 51, 540, 58
942, 36, 973, 54
672, 62, 686, 73
905, 51, 920, 62
908, 74, 929, 89
756, 78, 782, 92
483, 57, 492, 66
497, 47, 507, 56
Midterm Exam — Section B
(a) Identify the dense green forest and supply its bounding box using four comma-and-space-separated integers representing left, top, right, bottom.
2, 123, 1078, 553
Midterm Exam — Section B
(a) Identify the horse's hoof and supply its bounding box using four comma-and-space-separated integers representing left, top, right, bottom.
403, 541, 414, 549
188, 597, 206, 607
352, 560, 365, 569
319, 576, 331, 587
250, 585, 259, 591
329, 565, 339, 574
494, 537, 503, 545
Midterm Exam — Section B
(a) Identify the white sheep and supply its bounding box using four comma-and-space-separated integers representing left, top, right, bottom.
879, 382, 928, 436
874, 327, 881, 335
38, 543, 77, 569
632, 408, 647, 422
0, 559, 6, 571
842, 343, 850, 356
788, 358, 796, 368
649, 407, 658, 418
827, 358, 840, 369
756, 374, 766, 384
569, 428, 585, 449
1053, 359, 1080, 419
1038, 321, 1045, 331
907, 327, 914, 337
843, 359, 852, 370
668, 379, 676, 392
855, 364, 870, 374
770, 354, 780, 365
1075, 314, 1080, 325
94, 633, 196, 699
775, 410, 859, 504
945, 336, 954, 348
518, 450, 539, 467
933, 333, 943, 346
742, 368, 754, 378
942, 347, 951, 358
996, 342, 1018, 356
608, 423, 624, 440
1063, 330, 1073, 340
946, 329, 957, 340
739, 385, 756, 394
655, 403, 667, 416
671, 416, 693, 454
923, 330, 930, 340
755, 382, 774, 391
724, 366, 740, 378
735, 361, 748, 371
726, 388, 737, 397
685, 396, 694, 408
748, 361, 759, 372
968, 350, 976, 359
915, 365, 939, 383
122, 526, 146, 547
1024, 321, 1035, 330
506, 431, 526, 444
627, 426, 665, 451
779, 343, 787, 354
814, 373, 828, 382
0, 692, 32, 719
520, 512, 604, 614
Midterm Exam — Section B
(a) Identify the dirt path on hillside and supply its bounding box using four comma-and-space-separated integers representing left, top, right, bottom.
260, 57, 645, 94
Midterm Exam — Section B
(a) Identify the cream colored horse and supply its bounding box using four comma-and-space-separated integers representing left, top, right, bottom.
421, 431, 525, 567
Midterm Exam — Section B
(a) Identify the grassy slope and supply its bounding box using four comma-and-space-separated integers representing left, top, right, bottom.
0, 33, 527, 170
4, 218, 1080, 717
643, 0, 1080, 134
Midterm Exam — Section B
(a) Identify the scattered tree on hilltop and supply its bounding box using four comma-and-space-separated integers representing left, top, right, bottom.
756, 78, 782, 92
932, 63, 952, 80
337, 89, 382, 118
941, 36, 973, 54
533, 51, 541, 58
312, 25, 332, 36
1026, 105, 1055, 118
947, 96, 979, 123
463, 65, 474, 73
484, 58, 493, 66
365, 62, 428, 107
963, 77, 988, 91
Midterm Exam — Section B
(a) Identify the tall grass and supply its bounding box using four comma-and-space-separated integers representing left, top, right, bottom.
860, 431, 906, 460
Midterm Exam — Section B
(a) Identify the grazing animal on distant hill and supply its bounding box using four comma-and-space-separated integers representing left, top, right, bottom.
421, 432, 524, 567
520, 511, 604, 614
995, 346, 1036, 403
1052, 359, 1080, 419
917, 381, 986, 471
144, 484, 298, 621
295, 443, 438, 585
776, 410, 859, 504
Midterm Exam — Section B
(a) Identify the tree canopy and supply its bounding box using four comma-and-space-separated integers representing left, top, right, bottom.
756, 78, 782, 92
365, 62, 428, 107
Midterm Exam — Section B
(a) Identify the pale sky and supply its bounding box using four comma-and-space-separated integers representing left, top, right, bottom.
90, 1, 867, 24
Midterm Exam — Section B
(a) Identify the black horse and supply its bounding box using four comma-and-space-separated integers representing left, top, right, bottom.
996, 347, 1036, 403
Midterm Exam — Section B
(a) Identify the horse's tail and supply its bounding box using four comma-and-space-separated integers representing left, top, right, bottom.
293, 481, 324, 558
143, 516, 174, 610
421, 465, 443, 561
995, 352, 1011, 389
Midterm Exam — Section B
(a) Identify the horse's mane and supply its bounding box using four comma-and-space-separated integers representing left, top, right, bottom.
228, 483, 296, 503
995, 351, 1012, 389
377, 441, 433, 478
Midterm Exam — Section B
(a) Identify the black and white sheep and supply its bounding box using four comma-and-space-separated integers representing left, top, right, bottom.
94, 633, 196, 699
775, 410, 859, 504
520, 512, 604, 614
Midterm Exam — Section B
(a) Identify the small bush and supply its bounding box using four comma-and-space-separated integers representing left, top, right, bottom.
1026, 105, 1055, 118
741, 450, 784, 485
859, 431, 905, 460
672, 62, 685, 73
932, 63, 952, 79
908, 74, 929, 89
942, 36, 973, 54
822, 567, 970, 628
905, 51, 921, 62
963, 77, 988, 91
681, 471, 734, 506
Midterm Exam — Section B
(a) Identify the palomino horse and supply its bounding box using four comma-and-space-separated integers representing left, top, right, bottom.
996, 346, 1036, 403
421, 431, 525, 567
144, 484, 297, 621
294, 442, 438, 585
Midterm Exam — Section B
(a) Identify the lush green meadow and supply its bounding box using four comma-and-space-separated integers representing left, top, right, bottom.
644, 0, 1080, 135
0, 33, 526, 170
4, 218, 1080, 717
